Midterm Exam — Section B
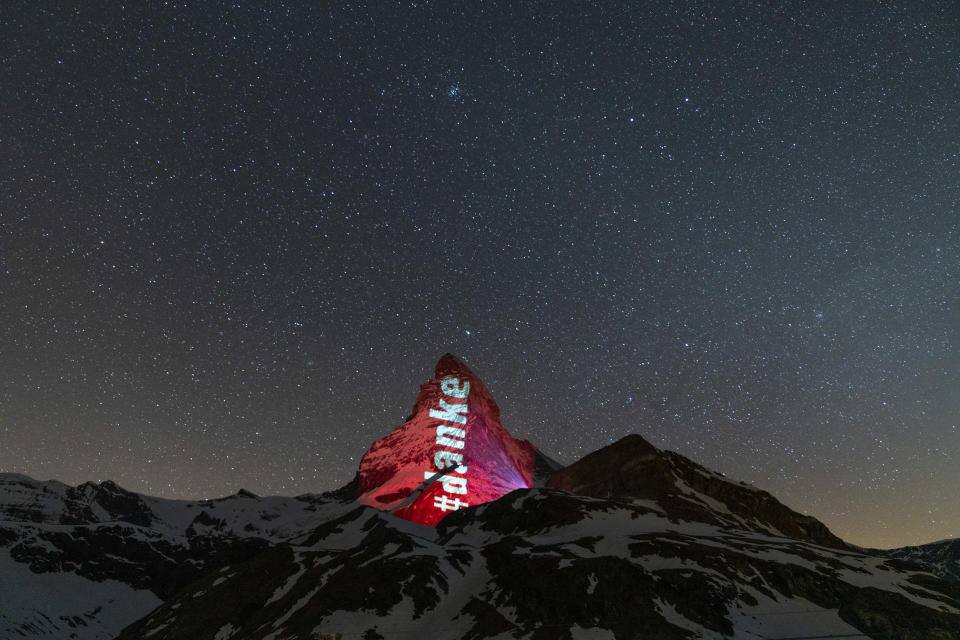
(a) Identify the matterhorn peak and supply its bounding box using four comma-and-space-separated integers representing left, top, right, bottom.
356, 354, 537, 525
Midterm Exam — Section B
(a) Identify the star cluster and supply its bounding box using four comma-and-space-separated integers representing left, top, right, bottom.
1, 2, 957, 548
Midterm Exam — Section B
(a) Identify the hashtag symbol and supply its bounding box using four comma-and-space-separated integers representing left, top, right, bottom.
433, 494, 468, 512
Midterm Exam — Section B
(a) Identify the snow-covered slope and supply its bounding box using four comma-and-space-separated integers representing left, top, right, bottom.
117, 489, 960, 640
0, 546, 160, 640
0, 473, 356, 638
110, 434, 960, 639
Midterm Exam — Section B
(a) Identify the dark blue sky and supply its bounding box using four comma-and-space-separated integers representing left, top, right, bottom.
1, 1, 957, 548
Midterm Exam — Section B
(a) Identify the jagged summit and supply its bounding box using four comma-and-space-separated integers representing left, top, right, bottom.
356, 354, 539, 526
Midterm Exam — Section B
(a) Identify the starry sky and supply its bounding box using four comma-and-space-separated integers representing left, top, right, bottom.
2, 2, 958, 549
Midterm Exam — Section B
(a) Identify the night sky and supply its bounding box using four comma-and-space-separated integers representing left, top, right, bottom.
2, 2, 958, 549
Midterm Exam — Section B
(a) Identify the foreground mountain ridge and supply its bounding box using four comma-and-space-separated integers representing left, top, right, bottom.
1, 355, 958, 639
0, 471, 358, 639
113, 435, 960, 640
4, 434, 959, 639
881, 538, 960, 586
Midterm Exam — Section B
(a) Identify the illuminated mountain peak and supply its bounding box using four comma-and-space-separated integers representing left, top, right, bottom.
356, 354, 537, 526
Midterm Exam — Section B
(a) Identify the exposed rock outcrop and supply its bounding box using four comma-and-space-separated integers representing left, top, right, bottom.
547, 433, 847, 549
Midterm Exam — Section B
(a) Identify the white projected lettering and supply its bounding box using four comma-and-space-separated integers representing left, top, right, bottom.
430, 376, 471, 512
434, 450, 467, 473
435, 425, 466, 448
429, 398, 468, 424
441, 377, 470, 399
424, 471, 468, 494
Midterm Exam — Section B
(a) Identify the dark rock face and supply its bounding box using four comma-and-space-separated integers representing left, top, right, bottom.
64, 480, 155, 527
0, 474, 154, 528
356, 354, 538, 526
547, 434, 847, 549
880, 538, 960, 584
7, 521, 268, 600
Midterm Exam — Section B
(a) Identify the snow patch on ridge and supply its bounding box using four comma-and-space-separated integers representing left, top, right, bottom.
213, 623, 237, 639
0, 548, 161, 640
265, 554, 307, 605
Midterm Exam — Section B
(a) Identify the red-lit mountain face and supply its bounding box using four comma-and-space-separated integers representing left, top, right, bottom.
356, 354, 537, 525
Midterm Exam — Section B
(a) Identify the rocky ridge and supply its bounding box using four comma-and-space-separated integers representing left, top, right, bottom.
0, 473, 354, 639
117, 450, 960, 640
880, 537, 960, 585
1, 355, 958, 639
